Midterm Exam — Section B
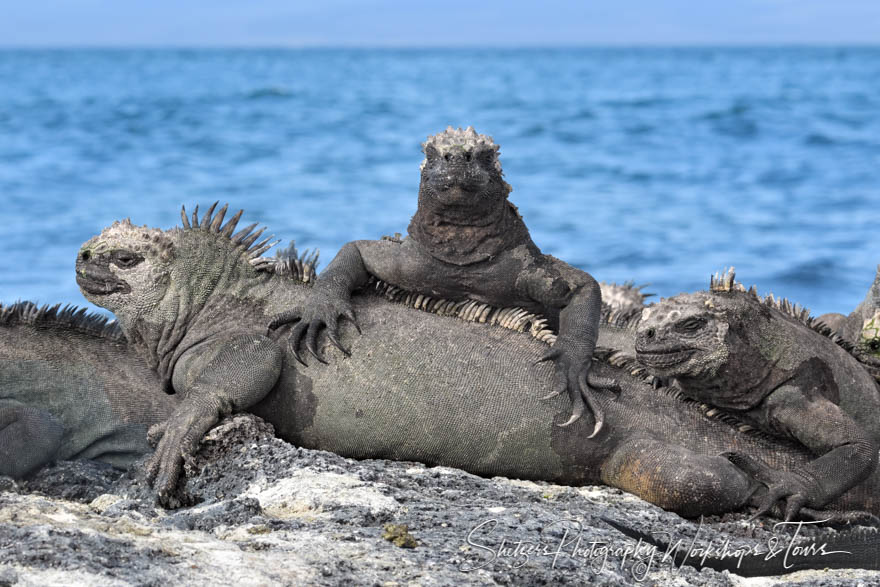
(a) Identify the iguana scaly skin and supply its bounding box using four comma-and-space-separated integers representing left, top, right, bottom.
818, 265, 880, 383
0, 302, 177, 477
269, 127, 608, 432
75, 206, 880, 524
634, 268, 880, 521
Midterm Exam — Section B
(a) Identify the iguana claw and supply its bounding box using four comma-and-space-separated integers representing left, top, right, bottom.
288, 322, 309, 366
538, 345, 608, 437
724, 451, 821, 522
268, 309, 299, 331
305, 320, 329, 364
270, 296, 358, 365
559, 392, 586, 428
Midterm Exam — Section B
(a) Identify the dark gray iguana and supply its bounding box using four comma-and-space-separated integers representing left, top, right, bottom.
73, 205, 880, 528
0, 302, 177, 477
268, 127, 608, 432
634, 268, 880, 521
818, 265, 880, 383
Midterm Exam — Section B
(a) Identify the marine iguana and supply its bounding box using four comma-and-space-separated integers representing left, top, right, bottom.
73, 204, 880, 528
269, 127, 607, 432
818, 265, 880, 383
634, 268, 880, 521
0, 302, 177, 477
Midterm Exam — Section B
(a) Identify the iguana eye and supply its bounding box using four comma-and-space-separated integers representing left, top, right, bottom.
678, 317, 705, 332
868, 339, 880, 352
112, 250, 143, 269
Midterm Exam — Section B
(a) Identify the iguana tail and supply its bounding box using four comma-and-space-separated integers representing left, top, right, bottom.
602, 516, 880, 577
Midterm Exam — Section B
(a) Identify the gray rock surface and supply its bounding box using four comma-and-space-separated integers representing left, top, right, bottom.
2, 414, 878, 586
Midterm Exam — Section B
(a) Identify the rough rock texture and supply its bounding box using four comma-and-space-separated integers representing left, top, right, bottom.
2, 414, 878, 586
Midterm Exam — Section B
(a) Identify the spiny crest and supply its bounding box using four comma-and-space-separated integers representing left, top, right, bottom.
253, 241, 321, 284
706, 267, 854, 348
709, 267, 747, 293
600, 304, 643, 330
179, 202, 281, 259
420, 126, 501, 172
370, 278, 557, 345
0, 301, 124, 340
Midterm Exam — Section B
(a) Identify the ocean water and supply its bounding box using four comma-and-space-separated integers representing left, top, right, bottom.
1, 48, 878, 317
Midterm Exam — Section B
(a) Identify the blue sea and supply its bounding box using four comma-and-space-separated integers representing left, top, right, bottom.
1, 48, 878, 316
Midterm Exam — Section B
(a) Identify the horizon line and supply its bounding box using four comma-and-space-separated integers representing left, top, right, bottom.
1, 42, 879, 51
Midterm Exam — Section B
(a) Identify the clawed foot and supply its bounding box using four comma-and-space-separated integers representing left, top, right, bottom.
144, 404, 221, 507
268, 297, 360, 366
724, 452, 822, 522
537, 342, 619, 437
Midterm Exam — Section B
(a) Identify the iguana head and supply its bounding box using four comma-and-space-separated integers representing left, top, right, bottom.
76, 218, 175, 317
418, 126, 511, 214
635, 292, 731, 381
77, 204, 278, 361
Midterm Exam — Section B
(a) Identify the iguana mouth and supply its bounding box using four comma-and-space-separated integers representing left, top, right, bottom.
636, 348, 697, 369
75, 267, 131, 296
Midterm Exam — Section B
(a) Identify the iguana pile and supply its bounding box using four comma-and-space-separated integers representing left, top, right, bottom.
634, 268, 880, 521
268, 127, 608, 432
818, 265, 880, 383
0, 302, 177, 477
73, 205, 880, 528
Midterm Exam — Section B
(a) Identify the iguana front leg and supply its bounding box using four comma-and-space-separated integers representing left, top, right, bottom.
268, 240, 400, 364
145, 334, 283, 505
725, 385, 878, 521
518, 262, 609, 434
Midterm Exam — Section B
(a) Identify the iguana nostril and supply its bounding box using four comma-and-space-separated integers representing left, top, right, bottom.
81, 250, 91, 261
646, 328, 655, 339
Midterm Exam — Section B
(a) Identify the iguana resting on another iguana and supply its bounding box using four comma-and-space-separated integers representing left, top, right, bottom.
269, 127, 608, 432
0, 302, 177, 478
634, 268, 880, 521
73, 205, 880, 528
818, 265, 880, 383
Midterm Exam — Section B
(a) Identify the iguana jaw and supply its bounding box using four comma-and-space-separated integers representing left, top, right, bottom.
75, 264, 131, 296
635, 347, 698, 371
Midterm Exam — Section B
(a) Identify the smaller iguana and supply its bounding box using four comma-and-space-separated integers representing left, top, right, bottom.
0, 302, 177, 477
269, 127, 608, 432
817, 265, 880, 383
634, 268, 880, 521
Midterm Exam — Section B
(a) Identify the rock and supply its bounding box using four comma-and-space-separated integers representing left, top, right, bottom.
1, 413, 878, 586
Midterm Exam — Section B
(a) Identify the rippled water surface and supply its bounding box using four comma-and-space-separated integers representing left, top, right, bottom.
1, 48, 878, 315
